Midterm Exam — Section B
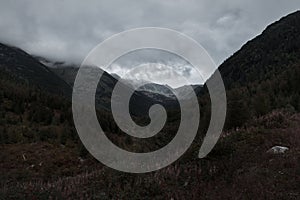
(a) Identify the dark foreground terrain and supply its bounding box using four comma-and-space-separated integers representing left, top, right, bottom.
0, 110, 299, 199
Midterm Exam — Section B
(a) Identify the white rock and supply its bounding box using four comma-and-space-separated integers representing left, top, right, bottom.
267, 146, 289, 154
78, 157, 84, 163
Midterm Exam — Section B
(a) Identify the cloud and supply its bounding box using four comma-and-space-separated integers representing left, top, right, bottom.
122, 63, 203, 88
0, 0, 299, 85
105, 49, 205, 87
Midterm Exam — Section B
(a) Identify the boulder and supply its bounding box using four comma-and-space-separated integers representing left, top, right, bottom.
267, 146, 289, 154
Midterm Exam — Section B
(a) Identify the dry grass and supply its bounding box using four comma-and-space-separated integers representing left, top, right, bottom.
0, 110, 299, 199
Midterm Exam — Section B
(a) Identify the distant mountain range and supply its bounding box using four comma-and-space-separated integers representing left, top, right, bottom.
36, 57, 202, 112
0, 43, 203, 116
0, 11, 299, 121
38, 59, 203, 99
124, 80, 203, 100
45, 65, 181, 115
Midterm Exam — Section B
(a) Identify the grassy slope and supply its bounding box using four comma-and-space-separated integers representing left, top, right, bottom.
0, 110, 299, 199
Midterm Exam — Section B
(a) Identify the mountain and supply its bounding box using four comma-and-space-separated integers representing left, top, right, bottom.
199, 10, 300, 130
0, 49, 180, 116
34, 56, 67, 69
133, 82, 175, 98
49, 65, 79, 87
37, 56, 201, 107
0, 43, 72, 96
173, 84, 203, 99
49, 65, 180, 115
124, 79, 203, 100
219, 11, 300, 88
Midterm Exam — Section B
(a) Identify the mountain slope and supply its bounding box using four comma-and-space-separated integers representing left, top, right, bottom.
0, 43, 72, 96
197, 11, 300, 131
219, 11, 300, 88
0, 46, 179, 116
50, 66, 180, 116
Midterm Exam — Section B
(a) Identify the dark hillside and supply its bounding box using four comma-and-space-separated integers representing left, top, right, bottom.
0, 43, 72, 96
198, 11, 300, 131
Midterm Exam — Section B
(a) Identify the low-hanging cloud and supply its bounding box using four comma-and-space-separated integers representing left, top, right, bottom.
106, 49, 205, 87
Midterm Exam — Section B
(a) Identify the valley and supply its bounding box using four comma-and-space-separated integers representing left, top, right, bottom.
0, 10, 299, 200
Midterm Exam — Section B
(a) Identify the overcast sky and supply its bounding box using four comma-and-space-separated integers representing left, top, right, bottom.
0, 0, 299, 87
